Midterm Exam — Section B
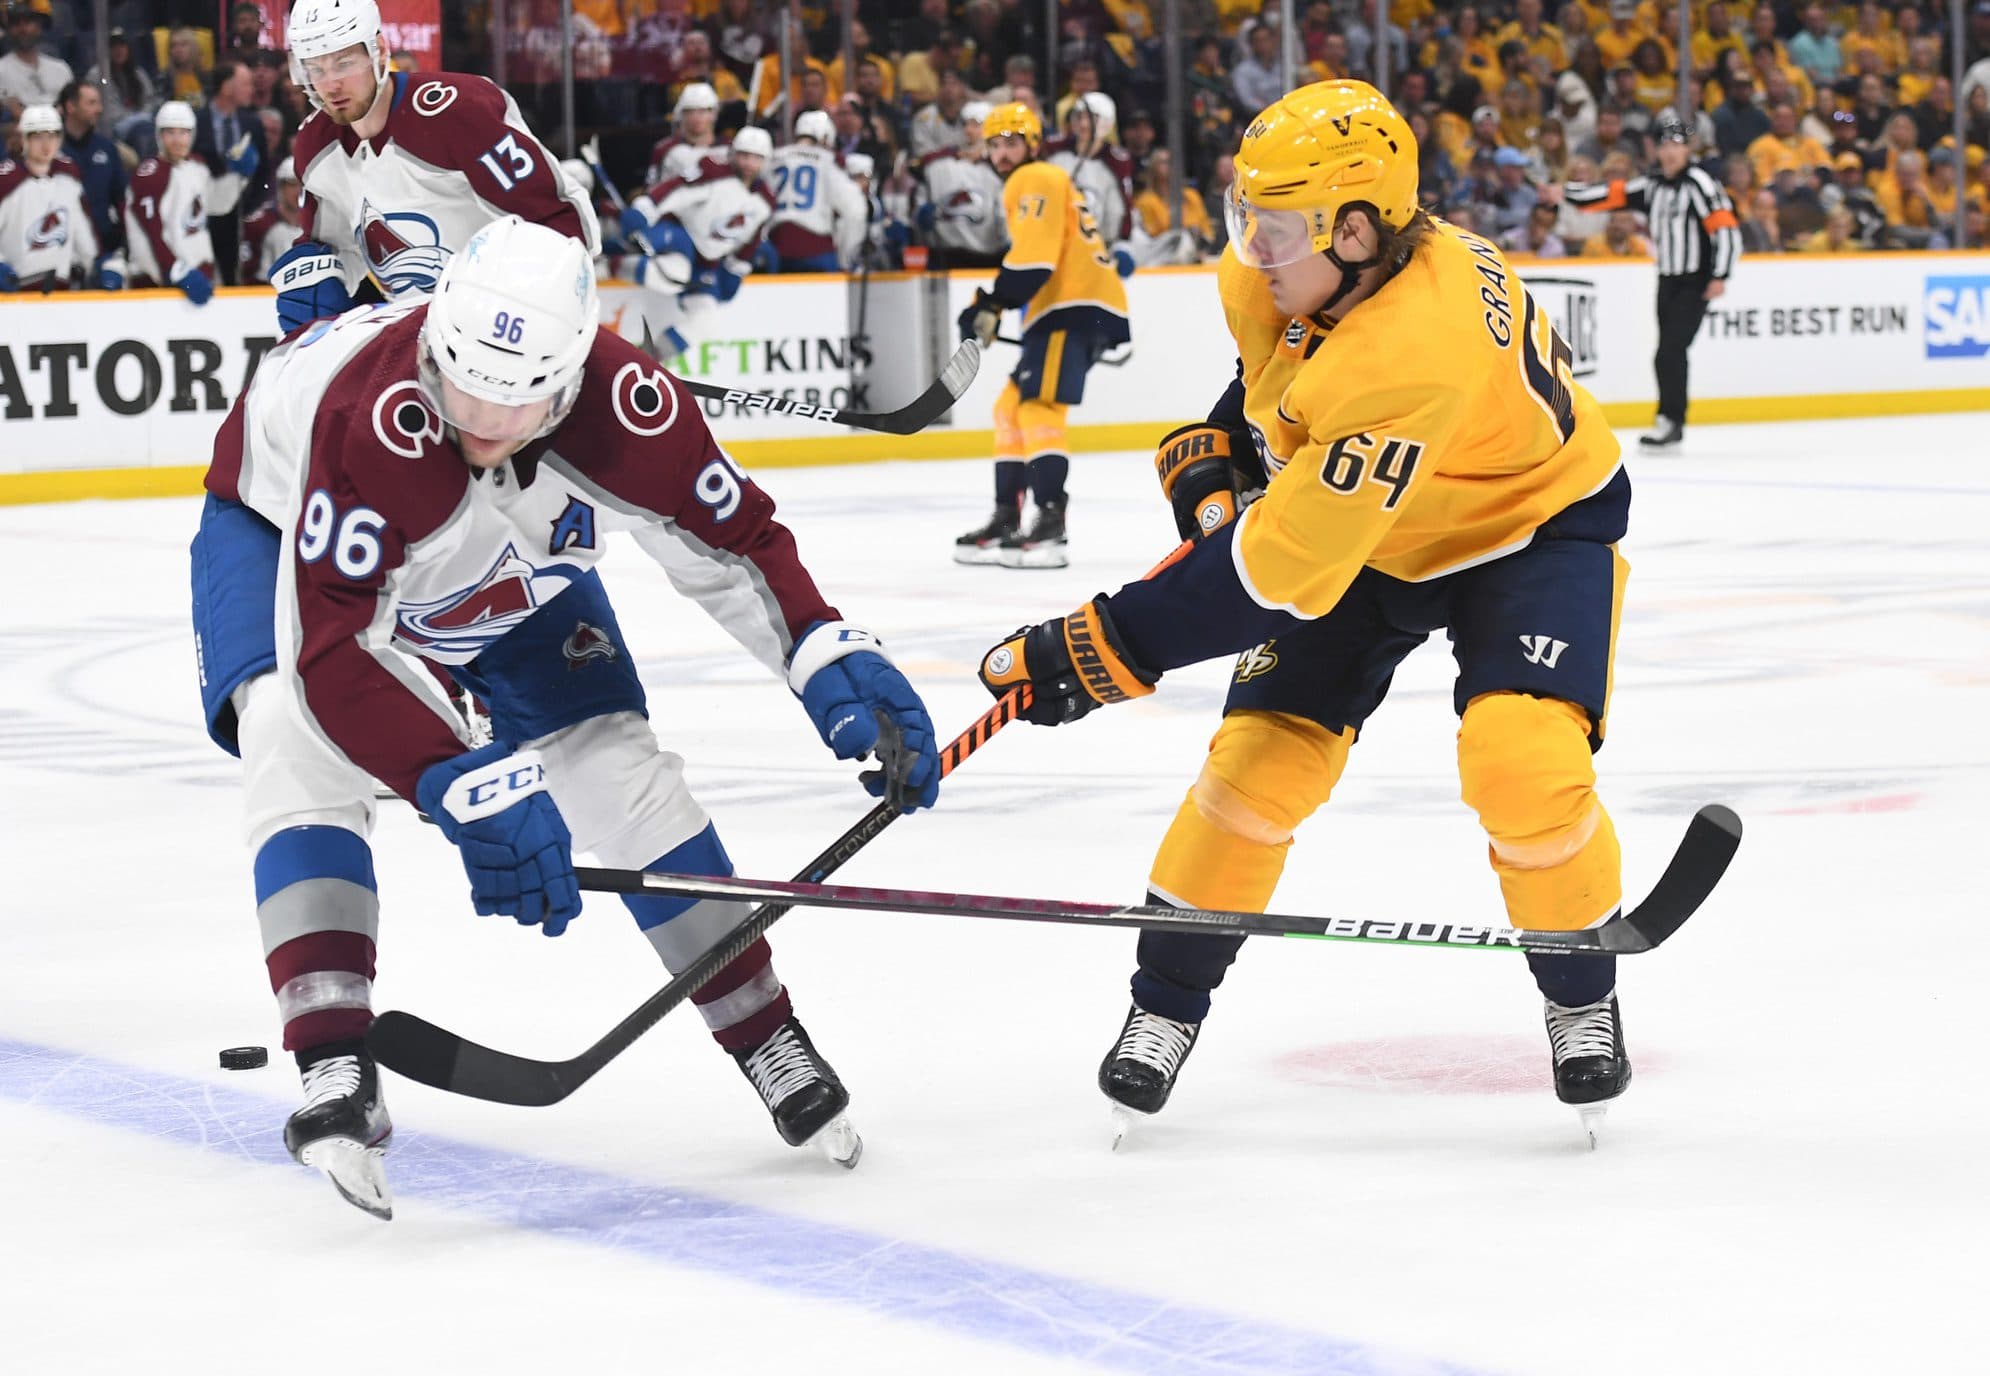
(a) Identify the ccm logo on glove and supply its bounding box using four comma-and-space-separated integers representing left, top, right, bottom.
439, 751, 549, 823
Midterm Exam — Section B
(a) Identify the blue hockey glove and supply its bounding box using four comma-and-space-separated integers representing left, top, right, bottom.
172, 262, 214, 305
416, 743, 582, 936
788, 621, 940, 812
751, 240, 779, 274
95, 254, 126, 290
0, 262, 17, 292
618, 206, 650, 239
1113, 246, 1136, 279
268, 240, 352, 332
913, 201, 936, 233
225, 132, 260, 178
689, 261, 743, 301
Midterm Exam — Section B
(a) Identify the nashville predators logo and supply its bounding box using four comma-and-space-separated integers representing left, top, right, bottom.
1234, 642, 1279, 682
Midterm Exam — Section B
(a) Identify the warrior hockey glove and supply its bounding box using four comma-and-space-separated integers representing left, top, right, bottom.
1154, 422, 1254, 542
269, 241, 351, 332
789, 621, 941, 812
416, 744, 582, 936
979, 595, 1158, 726
958, 288, 1004, 347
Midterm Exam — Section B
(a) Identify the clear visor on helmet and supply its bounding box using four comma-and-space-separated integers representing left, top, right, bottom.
1224, 191, 1322, 269
292, 45, 375, 87
417, 345, 557, 444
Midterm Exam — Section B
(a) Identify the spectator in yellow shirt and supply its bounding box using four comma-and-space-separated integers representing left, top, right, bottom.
1748, 100, 1830, 185
1798, 206, 1864, 251
1895, 38, 1941, 109
1694, 3, 1752, 73
1130, 148, 1214, 258
1498, 77, 1541, 149
1838, 3, 1904, 76
1496, 0, 1569, 67
1593, 1, 1652, 71
825, 17, 894, 102
1875, 149, 1938, 231
1629, 39, 1676, 112
1582, 207, 1653, 255
1434, 6, 1504, 89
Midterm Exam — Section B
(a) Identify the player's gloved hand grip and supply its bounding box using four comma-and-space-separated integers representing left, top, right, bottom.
958, 288, 1003, 347
978, 595, 1158, 726
789, 621, 941, 811
416, 744, 582, 936
171, 262, 214, 305
1154, 422, 1250, 542
269, 240, 352, 333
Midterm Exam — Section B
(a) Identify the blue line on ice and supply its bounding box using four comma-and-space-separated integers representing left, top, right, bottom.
0, 1036, 1492, 1376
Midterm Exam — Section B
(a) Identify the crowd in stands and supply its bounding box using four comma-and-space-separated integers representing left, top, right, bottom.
5, 0, 1986, 285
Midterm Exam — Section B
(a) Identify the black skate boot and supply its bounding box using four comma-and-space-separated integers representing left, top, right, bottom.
732, 1014, 862, 1168
1638, 416, 1683, 449
284, 1039, 394, 1219
954, 503, 1021, 565
1544, 993, 1632, 1148
1099, 1003, 1201, 1148
999, 498, 1068, 569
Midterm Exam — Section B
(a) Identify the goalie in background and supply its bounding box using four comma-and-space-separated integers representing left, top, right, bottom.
953, 102, 1130, 571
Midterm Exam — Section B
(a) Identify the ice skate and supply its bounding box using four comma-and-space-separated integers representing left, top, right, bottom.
733, 1014, 861, 1168
954, 504, 1021, 565
1638, 416, 1682, 449
1544, 993, 1631, 1149
284, 1041, 394, 1220
1099, 1003, 1200, 1148
998, 498, 1068, 569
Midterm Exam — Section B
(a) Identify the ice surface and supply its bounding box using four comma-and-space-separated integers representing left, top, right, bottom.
2, 414, 1984, 1375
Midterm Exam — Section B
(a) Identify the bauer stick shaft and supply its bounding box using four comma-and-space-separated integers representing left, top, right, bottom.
366, 689, 1031, 1106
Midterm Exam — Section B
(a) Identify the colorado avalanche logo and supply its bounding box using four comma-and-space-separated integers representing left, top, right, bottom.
609, 360, 680, 437
357, 198, 449, 294
397, 545, 571, 657
372, 380, 445, 458
942, 189, 986, 224
561, 621, 618, 670
183, 193, 206, 234
28, 206, 69, 249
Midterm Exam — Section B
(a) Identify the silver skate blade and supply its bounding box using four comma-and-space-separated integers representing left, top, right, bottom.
1109, 1105, 1146, 1152
953, 544, 1008, 565
809, 1114, 862, 1170
998, 543, 1070, 570
298, 1137, 393, 1220
1576, 1103, 1608, 1151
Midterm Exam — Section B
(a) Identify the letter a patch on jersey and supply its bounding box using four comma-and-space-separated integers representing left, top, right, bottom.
549, 496, 597, 555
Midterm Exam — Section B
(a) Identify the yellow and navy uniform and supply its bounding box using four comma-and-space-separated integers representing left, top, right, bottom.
984, 157, 1131, 469
1106, 220, 1630, 951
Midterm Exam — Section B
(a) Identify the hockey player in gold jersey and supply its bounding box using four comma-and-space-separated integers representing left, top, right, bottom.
978, 81, 1637, 1144
953, 102, 1131, 569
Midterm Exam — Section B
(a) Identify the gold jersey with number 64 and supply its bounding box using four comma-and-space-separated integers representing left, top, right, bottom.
1222, 220, 1622, 619
1001, 159, 1129, 331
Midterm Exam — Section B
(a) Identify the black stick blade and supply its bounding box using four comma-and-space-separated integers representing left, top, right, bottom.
367, 1011, 575, 1108
1604, 803, 1744, 954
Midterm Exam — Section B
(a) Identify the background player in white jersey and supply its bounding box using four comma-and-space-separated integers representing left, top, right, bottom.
268, 0, 598, 334
192, 218, 941, 1217
0, 103, 118, 292
239, 157, 305, 284
915, 101, 1008, 270
123, 101, 215, 304
617, 127, 775, 361
763, 110, 867, 272
645, 81, 723, 187
1044, 92, 1137, 261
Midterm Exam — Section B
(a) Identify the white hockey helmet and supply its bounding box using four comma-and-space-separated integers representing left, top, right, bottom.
794, 109, 835, 146
155, 101, 198, 131
1072, 91, 1116, 143
961, 100, 992, 127
418, 216, 600, 443
732, 126, 774, 159
275, 156, 299, 184
844, 152, 874, 179
19, 103, 60, 135
674, 82, 719, 116
288, 0, 389, 111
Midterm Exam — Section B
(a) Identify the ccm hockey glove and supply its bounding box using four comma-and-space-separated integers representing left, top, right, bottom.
979, 595, 1158, 726
416, 744, 581, 936
789, 621, 941, 812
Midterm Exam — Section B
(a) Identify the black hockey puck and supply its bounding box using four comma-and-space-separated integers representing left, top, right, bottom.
219, 1046, 268, 1071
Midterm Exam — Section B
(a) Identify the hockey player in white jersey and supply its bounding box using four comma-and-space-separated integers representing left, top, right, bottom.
1044, 92, 1137, 261
124, 101, 216, 303
645, 81, 724, 186
616, 126, 775, 360
762, 110, 867, 272
191, 217, 942, 1216
267, 0, 598, 333
240, 157, 306, 284
0, 104, 119, 292
915, 100, 1008, 269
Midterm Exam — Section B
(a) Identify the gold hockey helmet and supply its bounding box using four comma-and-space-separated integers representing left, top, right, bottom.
981, 101, 1043, 154
1226, 81, 1420, 269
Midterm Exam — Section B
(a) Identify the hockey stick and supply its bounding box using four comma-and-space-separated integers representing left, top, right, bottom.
576, 805, 1741, 958
661, 331, 984, 436
365, 688, 1030, 1107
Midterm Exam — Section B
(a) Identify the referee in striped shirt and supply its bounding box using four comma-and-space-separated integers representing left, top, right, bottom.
1550, 108, 1742, 448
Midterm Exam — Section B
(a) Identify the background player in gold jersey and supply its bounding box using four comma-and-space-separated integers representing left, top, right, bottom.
979, 81, 1639, 1145
953, 104, 1131, 570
